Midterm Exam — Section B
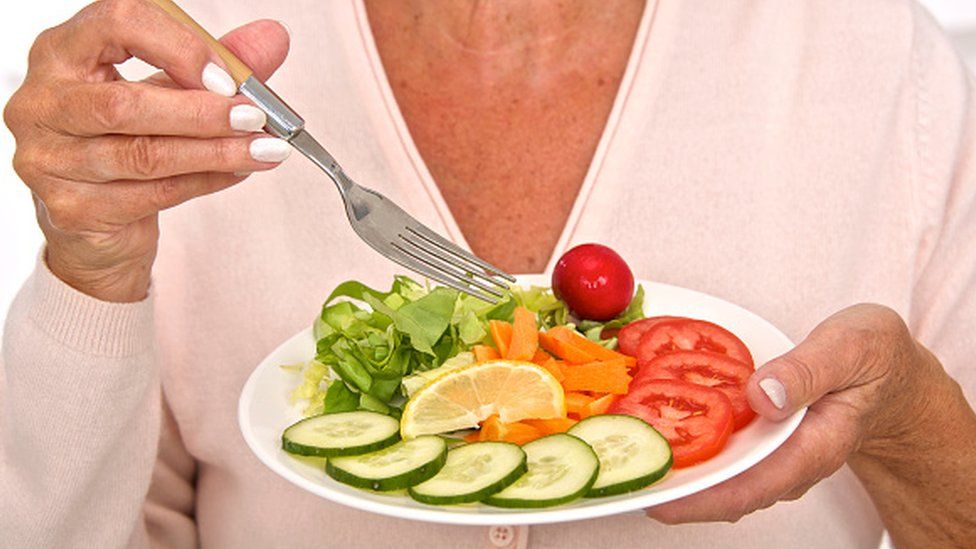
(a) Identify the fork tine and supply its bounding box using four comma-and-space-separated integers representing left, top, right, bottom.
391, 241, 505, 300
405, 225, 517, 283
384, 244, 500, 303
399, 232, 509, 294
397, 235, 507, 297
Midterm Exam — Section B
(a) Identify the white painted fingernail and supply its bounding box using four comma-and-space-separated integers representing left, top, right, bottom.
230, 105, 266, 132
759, 377, 787, 409
278, 20, 292, 40
202, 63, 237, 97
250, 138, 291, 163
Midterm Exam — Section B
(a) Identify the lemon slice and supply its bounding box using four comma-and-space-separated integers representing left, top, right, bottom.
401, 360, 566, 439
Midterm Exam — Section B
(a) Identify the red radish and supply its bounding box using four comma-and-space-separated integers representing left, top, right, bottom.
552, 244, 635, 321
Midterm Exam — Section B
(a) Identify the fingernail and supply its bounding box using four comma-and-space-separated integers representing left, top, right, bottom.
234, 171, 252, 177
202, 63, 237, 97
230, 105, 267, 132
250, 138, 291, 163
278, 20, 292, 40
759, 377, 787, 409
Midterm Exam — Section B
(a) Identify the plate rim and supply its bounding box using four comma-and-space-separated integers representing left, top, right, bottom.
238, 279, 806, 525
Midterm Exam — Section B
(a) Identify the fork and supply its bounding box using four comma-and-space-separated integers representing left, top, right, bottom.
151, 0, 515, 303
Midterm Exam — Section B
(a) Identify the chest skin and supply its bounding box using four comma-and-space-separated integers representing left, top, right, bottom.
364, 1, 645, 273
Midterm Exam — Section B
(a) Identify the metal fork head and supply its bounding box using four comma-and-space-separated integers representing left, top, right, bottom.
342, 184, 516, 303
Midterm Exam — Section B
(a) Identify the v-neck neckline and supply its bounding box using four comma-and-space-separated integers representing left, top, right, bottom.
352, 0, 659, 274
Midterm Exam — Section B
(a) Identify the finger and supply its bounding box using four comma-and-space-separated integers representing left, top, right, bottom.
745, 306, 896, 421
52, 81, 267, 137
646, 400, 859, 524
94, 172, 252, 223
140, 19, 290, 88
34, 172, 250, 231
218, 19, 290, 82
55, 134, 290, 182
43, 0, 229, 92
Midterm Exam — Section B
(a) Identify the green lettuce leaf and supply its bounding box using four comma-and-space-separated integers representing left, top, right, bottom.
323, 381, 359, 414
302, 274, 646, 417
393, 287, 457, 355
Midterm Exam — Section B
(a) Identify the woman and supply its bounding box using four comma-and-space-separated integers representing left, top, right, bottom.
2, 0, 975, 547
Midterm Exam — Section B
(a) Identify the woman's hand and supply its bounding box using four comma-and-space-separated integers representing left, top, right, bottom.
646, 303, 976, 546
3, 0, 291, 302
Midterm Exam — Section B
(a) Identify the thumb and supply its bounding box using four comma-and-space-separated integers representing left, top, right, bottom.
142, 19, 290, 88
218, 19, 290, 82
745, 306, 887, 421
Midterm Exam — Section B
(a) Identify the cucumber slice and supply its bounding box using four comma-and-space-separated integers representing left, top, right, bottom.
482, 434, 598, 508
281, 411, 400, 458
326, 435, 447, 491
568, 414, 672, 497
408, 442, 527, 505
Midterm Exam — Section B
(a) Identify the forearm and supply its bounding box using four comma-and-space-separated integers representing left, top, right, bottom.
1, 258, 160, 547
849, 347, 976, 547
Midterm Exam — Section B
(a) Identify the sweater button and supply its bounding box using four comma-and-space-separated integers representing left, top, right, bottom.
488, 525, 516, 547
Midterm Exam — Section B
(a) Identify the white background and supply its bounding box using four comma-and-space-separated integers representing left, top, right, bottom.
2, 1, 976, 331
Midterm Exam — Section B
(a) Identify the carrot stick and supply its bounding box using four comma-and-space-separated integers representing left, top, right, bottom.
489, 320, 513, 358
531, 349, 551, 365
562, 358, 633, 394
507, 307, 539, 361
498, 422, 545, 445
473, 345, 501, 363
539, 331, 596, 364
547, 326, 636, 367
481, 414, 504, 440
538, 357, 565, 383
476, 415, 544, 445
564, 392, 595, 418
579, 394, 616, 419
523, 417, 578, 435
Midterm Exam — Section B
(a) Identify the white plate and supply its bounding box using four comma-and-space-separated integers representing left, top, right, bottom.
239, 276, 805, 525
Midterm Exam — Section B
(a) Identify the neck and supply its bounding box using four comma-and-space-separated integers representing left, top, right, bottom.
366, 0, 642, 58
430, 0, 593, 55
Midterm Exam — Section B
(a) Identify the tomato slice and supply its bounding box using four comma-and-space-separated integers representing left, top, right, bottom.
636, 319, 754, 366
636, 351, 756, 430
616, 316, 683, 357
609, 379, 734, 468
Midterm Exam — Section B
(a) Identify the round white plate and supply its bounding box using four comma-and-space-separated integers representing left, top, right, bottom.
239, 276, 805, 525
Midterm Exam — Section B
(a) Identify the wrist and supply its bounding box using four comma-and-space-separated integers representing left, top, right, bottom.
847, 348, 976, 547
44, 247, 155, 303
854, 342, 954, 463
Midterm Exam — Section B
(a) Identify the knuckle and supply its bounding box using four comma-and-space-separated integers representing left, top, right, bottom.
98, 0, 138, 24
171, 36, 210, 71
42, 189, 85, 231
27, 27, 59, 67
188, 95, 214, 131
840, 304, 908, 345
4, 91, 27, 134
211, 137, 237, 164
778, 354, 818, 399
151, 177, 183, 209
8, 83, 58, 137
90, 83, 137, 132
866, 304, 907, 337
120, 136, 163, 178
11, 147, 39, 182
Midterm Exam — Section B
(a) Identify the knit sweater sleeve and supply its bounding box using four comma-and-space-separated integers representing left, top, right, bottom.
0, 255, 194, 548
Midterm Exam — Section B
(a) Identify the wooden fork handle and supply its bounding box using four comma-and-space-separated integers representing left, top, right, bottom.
148, 0, 254, 85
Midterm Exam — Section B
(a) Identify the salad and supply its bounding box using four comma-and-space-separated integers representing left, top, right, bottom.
280, 244, 757, 508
